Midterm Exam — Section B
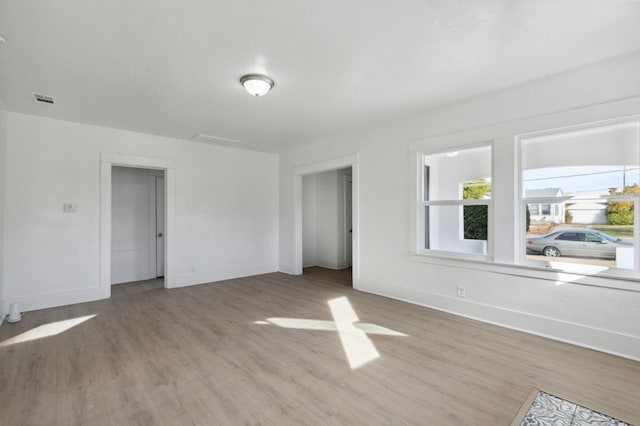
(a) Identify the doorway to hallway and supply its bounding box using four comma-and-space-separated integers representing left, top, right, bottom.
111, 166, 166, 286
301, 167, 353, 287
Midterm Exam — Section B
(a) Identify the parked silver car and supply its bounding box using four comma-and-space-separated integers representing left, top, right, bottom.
526, 229, 633, 259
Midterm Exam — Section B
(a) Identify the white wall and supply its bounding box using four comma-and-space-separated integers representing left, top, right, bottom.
111, 167, 163, 284
279, 50, 640, 360
302, 168, 351, 269
0, 99, 7, 324
2, 113, 279, 312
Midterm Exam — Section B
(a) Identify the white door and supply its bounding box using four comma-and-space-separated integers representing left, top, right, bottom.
112, 167, 157, 284
156, 177, 165, 277
345, 177, 353, 267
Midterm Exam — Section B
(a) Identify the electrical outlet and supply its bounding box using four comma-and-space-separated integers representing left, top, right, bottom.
63, 203, 77, 213
457, 286, 466, 298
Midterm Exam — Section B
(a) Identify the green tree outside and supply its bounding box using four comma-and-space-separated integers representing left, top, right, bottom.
606, 184, 639, 225
463, 179, 490, 240
463, 179, 491, 200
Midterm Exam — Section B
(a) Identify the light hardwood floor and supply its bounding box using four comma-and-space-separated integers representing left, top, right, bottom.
1, 269, 639, 425
303, 266, 352, 287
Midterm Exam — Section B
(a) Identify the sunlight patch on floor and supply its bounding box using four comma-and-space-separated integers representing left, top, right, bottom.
258, 317, 407, 336
328, 296, 379, 369
262, 318, 337, 331
0, 314, 97, 347
253, 296, 407, 370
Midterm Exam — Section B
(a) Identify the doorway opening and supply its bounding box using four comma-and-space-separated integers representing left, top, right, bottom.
301, 167, 353, 287
99, 153, 175, 299
110, 166, 165, 293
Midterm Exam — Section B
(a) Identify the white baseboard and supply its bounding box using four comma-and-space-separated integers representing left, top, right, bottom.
286, 261, 351, 272
2, 263, 280, 313
309, 259, 348, 270
359, 281, 640, 362
2, 286, 107, 315
174, 262, 278, 288
11, 268, 633, 361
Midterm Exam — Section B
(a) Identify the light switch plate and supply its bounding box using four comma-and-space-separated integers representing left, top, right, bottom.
63, 203, 77, 213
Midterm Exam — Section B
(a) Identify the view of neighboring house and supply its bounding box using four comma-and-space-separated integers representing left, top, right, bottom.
525, 187, 610, 225
525, 188, 566, 223
566, 200, 608, 224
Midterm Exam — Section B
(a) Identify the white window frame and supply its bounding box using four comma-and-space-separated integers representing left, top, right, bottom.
409, 97, 640, 291
416, 142, 494, 261
518, 118, 640, 276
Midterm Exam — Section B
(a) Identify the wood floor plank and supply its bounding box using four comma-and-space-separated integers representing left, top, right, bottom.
0, 268, 639, 425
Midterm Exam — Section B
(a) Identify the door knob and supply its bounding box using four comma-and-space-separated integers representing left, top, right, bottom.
157, 233, 163, 237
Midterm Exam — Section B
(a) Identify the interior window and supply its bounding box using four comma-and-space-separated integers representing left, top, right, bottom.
421, 145, 492, 257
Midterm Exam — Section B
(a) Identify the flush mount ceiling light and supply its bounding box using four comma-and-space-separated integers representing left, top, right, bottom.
240, 74, 274, 97
446, 151, 460, 157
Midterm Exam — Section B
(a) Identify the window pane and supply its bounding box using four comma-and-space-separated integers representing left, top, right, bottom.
523, 122, 639, 270
426, 205, 488, 255
463, 205, 488, 240
424, 145, 491, 201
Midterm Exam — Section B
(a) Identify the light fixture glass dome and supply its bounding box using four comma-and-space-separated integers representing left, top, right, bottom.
240, 74, 274, 97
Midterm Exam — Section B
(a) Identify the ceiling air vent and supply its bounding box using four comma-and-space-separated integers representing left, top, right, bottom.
191, 134, 241, 145
32, 93, 55, 105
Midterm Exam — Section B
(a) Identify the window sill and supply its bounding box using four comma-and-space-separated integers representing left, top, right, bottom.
408, 251, 640, 292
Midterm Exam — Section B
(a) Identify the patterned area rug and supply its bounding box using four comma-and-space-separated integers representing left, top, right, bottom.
511, 388, 633, 426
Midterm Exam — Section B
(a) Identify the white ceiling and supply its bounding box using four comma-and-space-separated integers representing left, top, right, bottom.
1, 0, 640, 153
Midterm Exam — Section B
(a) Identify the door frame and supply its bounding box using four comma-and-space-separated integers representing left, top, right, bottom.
154, 175, 166, 278
100, 153, 176, 298
343, 173, 353, 268
291, 153, 360, 288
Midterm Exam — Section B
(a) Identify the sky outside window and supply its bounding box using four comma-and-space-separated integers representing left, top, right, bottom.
524, 166, 640, 197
